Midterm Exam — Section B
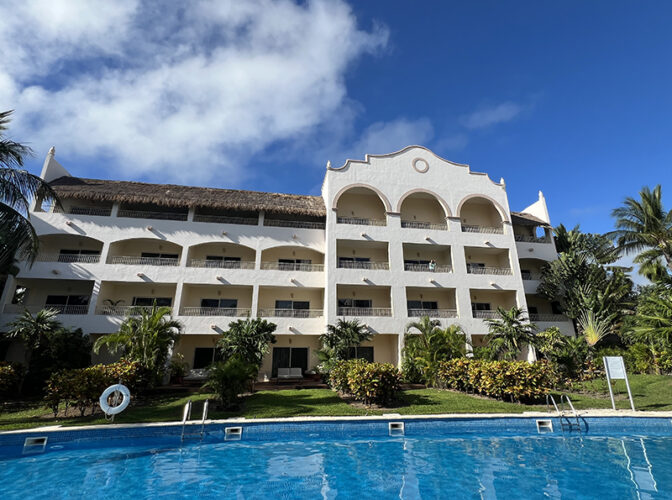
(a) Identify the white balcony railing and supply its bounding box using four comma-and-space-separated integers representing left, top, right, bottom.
36, 253, 101, 264
521, 271, 541, 280
515, 235, 550, 244
472, 310, 500, 319
337, 261, 389, 270
336, 216, 386, 226
108, 256, 180, 266
401, 220, 448, 230
117, 209, 188, 221
3, 304, 89, 315
407, 309, 458, 318
260, 262, 324, 272
258, 308, 324, 318
53, 206, 112, 217
466, 266, 512, 276
529, 313, 569, 322
337, 307, 392, 317
264, 219, 326, 230
180, 307, 251, 317
187, 259, 255, 269
404, 263, 452, 273
193, 214, 258, 225
96, 305, 173, 316
461, 224, 504, 234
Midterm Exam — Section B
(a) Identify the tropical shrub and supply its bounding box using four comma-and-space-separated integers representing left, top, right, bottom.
217, 318, 277, 369
0, 362, 23, 397
318, 319, 372, 375
328, 359, 401, 406
204, 356, 257, 409
436, 359, 559, 403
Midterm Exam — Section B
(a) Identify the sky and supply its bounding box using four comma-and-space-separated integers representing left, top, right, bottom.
1, 0, 671, 243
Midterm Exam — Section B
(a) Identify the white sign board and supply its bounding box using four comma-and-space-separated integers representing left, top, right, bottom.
603, 356, 635, 411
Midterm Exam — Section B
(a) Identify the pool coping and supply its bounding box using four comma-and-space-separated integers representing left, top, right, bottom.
3, 409, 672, 435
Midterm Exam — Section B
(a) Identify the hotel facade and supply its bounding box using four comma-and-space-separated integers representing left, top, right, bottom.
1, 146, 574, 379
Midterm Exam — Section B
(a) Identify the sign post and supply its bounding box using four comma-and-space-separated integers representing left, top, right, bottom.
603, 356, 635, 411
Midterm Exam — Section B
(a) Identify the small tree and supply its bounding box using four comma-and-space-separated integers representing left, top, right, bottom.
485, 307, 537, 361
318, 319, 372, 372
217, 318, 277, 369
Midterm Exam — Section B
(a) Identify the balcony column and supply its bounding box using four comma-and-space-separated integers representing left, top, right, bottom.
0, 275, 16, 312
258, 210, 265, 226
251, 284, 260, 317
87, 280, 101, 315
396, 333, 405, 369
100, 241, 111, 265
455, 288, 474, 322
173, 282, 185, 317
110, 202, 120, 218
187, 206, 195, 222
502, 220, 512, 236
447, 216, 462, 233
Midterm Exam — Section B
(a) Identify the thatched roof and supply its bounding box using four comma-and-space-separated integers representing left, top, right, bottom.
510, 211, 550, 227
49, 176, 326, 217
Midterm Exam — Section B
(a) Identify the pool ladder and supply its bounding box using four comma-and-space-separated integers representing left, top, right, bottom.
180, 399, 209, 442
546, 394, 582, 432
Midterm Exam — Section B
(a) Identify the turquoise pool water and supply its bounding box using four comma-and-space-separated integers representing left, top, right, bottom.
1, 418, 671, 499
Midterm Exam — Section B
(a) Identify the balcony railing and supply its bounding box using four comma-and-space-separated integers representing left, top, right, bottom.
521, 271, 541, 280
407, 309, 458, 318
187, 259, 255, 269
466, 266, 512, 276
3, 304, 89, 315
108, 256, 180, 266
337, 261, 389, 270
53, 206, 112, 217
472, 310, 500, 319
461, 224, 504, 234
258, 308, 323, 318
529, 313, 569, 322
36, 253, 101, 264
404, 263, 452, 273
97, 305, 173, 316
515, 234, 550, 244
117, 209, 188, 221
264, 219, 326, 230
401, 220, 448, 230
260, 262, 324, 272
337, 307, 392, 317
336, 216, 386, 226
180, 307, 251, 317
193, 214, 258, 225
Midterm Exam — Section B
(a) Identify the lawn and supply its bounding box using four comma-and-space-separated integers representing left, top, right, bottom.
1, 374, 670, 432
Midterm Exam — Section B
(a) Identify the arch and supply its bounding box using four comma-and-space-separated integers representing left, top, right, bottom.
396, 189, 452, 218
331, 184, 392, 213
186, 240, 256, 254
38, 233, 104, 246
260, 245, 325, 266
108, 237, 183, 249
456, 194, 510, 223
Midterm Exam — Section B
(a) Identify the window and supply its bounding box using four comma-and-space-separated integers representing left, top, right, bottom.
407, 300, 438, 314
338, 257, 371, 269
45, 295, 89, 306
521, 269, 532, 280
271, 347, 308, 377
205, 256, 241, 268
132, 297, 172, 307
278, 259, 311, 270
275, 300, 310, 317
467, 263, 486, 272
345, 346, 374, 362
201, 298, 238, 311
471, 302, 491, 311
528, 306, 539, 315
337, 299, 372, 309
193, 347, 224, 369
58, 249, 100, 262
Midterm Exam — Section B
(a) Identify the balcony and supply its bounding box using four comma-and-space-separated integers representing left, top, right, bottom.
180, 307, 251, 317
337, 307, 392, 317
260, 262, 324, 272
461, 224, 503, 234
187, 259, 255, 269
335, 186, 388, 227
407, 308, 457, 318
108, 256, 180, 266
404, 263, 452, 273
117, 208, 188, 221
401, 220, 447, 230
263, 218, 325, 230
521, 271, 541, 280
338, 260, 389, 270
515, 234, 551, 244
96, 305, 173, 316
466, 265, 512, 276
337, 216, 386, 226
36, 253, 101, 264
258, 308, 324, 318
3, 304, 89, 315
529, 313, 569, 322
53, 205, 112, 217
472, 310, 500, 319
193, 214, 258, 225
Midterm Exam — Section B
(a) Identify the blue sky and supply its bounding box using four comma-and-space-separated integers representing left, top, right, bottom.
2, 0, 671, 238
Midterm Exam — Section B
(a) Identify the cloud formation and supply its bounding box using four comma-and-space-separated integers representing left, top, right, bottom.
0, 0, 388, 185
461, 101, 524, 130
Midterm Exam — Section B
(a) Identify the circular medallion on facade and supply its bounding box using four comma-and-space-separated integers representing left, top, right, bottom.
412, 158, 429, 173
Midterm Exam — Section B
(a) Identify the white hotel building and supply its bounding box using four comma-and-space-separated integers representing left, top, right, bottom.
0, 146, 573, 378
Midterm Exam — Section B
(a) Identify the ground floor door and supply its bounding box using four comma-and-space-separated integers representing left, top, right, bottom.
271, 347, 308, 377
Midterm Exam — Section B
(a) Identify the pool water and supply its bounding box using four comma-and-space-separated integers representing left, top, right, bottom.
1, 432, 671, 499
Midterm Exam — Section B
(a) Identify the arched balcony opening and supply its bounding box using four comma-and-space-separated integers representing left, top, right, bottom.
187, 242, 256, 269
518, 258, 549, 281
458, 196, 506, 234
35, 234, 104, 264
260, 246, 324, 272
334, 186, 388, 226
107, 238, 183, 266
399, 191, 448, 230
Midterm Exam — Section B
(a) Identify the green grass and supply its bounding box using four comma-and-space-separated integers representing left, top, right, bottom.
1, 374, 670, 431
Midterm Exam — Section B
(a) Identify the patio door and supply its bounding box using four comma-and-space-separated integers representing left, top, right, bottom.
271, 347, 308, 377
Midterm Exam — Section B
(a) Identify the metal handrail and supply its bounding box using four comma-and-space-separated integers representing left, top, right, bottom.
117, 209, 188, 221
461, 224, 504, 234
264, 219, 325, 230
36, 253, 101, 264
258, 308, 324, 318
336, 216, 386, 226
466, 265, 512, 275
193, 214, 258, 225
260, 262, 324, 272
53, 206, 112, 217
400, 220, 448, 230
337, 307, 392, 317
337, 261, 389, 270
515, 234, 550, 243
187, 259, 255, 269
180, 307, 251, 317
521, 271, 541, 280
5, 304, 90, 315
108, 256, 180, 266
529, 313, 569, 322
407, 309, 458, 318
404, 263, 452, 273
472, 310, 499, 319
97, 305, 173, 315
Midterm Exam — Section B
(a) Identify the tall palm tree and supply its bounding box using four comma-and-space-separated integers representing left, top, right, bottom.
93, 304, 183, 384
320, 319, 372, 361
609, 185, 672, 278
485, 307, 537, 360
217, 317, 277, 368
0, 110, 60, 272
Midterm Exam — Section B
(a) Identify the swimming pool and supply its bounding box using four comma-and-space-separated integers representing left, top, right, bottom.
1, 417, 671, 499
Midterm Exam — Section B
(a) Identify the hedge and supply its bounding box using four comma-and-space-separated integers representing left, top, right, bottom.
44, 359, 150, 417
0, 362, 23, 397
329, 359, 402, 406
437, 358, 559, 403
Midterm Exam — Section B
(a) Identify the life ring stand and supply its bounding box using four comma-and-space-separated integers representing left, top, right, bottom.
99, 384, 131, 416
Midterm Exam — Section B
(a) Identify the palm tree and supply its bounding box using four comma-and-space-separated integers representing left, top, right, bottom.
320, 319, 372, 361
485, 307, 537, 360
0, 110, 60, 271
577, 310, 611, 347
609, 185, 672, 279
217, 317, 277, 368
93, 304, 183, 384
5, 308, 62, 393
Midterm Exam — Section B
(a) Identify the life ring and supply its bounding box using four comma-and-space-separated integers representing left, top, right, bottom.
99, 384, 131, 415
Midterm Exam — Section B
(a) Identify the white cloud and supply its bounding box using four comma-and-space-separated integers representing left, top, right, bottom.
461, 101, 524, 130
0, 0, 388, 185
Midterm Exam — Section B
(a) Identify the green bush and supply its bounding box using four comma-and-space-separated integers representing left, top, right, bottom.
594, 344, 672, 375
204, 356, 257, 409
0, 362, 24, 397
437, 358, 559, 403
43, 359, 149, 417
329, 359, 402, 406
